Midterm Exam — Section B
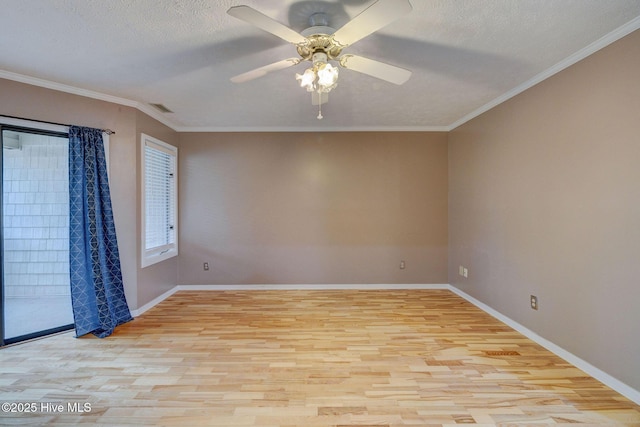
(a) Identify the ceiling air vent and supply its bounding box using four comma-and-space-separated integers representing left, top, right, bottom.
150, 103, 173, 113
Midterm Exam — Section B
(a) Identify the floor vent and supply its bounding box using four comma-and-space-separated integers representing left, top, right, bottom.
484, 350, 520, 356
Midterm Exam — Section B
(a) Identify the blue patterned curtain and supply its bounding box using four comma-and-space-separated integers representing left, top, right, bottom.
68, 126, 132, 338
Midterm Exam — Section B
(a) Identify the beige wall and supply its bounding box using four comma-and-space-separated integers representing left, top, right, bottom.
178, 132, 448, 285
0, 78, 179, 310
448, 30, 640, 390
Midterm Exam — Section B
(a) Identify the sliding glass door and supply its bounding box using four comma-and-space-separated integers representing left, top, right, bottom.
1, 126, 74, 345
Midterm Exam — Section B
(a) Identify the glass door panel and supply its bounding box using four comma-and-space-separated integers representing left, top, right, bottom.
1, 128, 73, 344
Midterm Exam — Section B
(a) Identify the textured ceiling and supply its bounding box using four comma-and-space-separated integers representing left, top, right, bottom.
1, 0, 639, 131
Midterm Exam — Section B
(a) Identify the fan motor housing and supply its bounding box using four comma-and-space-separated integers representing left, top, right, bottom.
297, 32, 343, 61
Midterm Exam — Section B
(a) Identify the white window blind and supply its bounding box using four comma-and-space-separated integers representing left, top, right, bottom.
141, 134, 177, 267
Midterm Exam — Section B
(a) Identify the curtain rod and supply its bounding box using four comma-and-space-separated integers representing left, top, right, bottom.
0, 114, 115, 135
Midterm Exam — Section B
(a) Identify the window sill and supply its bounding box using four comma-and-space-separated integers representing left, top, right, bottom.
141, 248, 178, 268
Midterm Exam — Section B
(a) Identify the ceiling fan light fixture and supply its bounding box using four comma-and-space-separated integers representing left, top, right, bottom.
316, 62, 338, 91
296, 68, 316, 91
296, 51, 339, 92
295, 51, 339, 120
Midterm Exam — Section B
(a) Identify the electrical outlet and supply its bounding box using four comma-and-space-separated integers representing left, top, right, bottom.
400, 260, 405, 269
463, 267, 468, 278
530, 295, 538, 310
203, 262, 209, 271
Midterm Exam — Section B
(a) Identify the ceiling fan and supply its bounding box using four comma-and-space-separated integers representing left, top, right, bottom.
227, 0, 413, 118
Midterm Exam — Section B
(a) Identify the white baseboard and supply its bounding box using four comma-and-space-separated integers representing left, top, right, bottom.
177, 283, 449, 291
449, 286, 640, 406
131, 282, 639, 405
130, 286, 179, 317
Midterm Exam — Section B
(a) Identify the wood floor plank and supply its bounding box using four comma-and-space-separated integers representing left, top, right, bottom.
0, 289, 638, 426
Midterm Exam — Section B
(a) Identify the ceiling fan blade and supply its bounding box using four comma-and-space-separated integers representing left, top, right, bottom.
230, 58, 301, 83
339, 54, 411, 85
332, 0, 412, 47
227, 6, 307, 45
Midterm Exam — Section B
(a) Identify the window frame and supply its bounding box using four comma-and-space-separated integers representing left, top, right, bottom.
140, 133, 178, 268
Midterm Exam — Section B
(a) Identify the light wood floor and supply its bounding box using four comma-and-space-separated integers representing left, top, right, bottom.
1, 290, 638, 426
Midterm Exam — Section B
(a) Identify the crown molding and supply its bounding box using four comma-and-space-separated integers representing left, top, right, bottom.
3, 15, 639, 135
0, 69, 137, 107
0, 69, 180, 131
173, 125, 450, 133
448, 15, 640, 131
0, 69, 447, 133
0, 69, 448, 133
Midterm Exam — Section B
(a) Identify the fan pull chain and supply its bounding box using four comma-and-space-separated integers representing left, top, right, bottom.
317, 90, 323, 120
